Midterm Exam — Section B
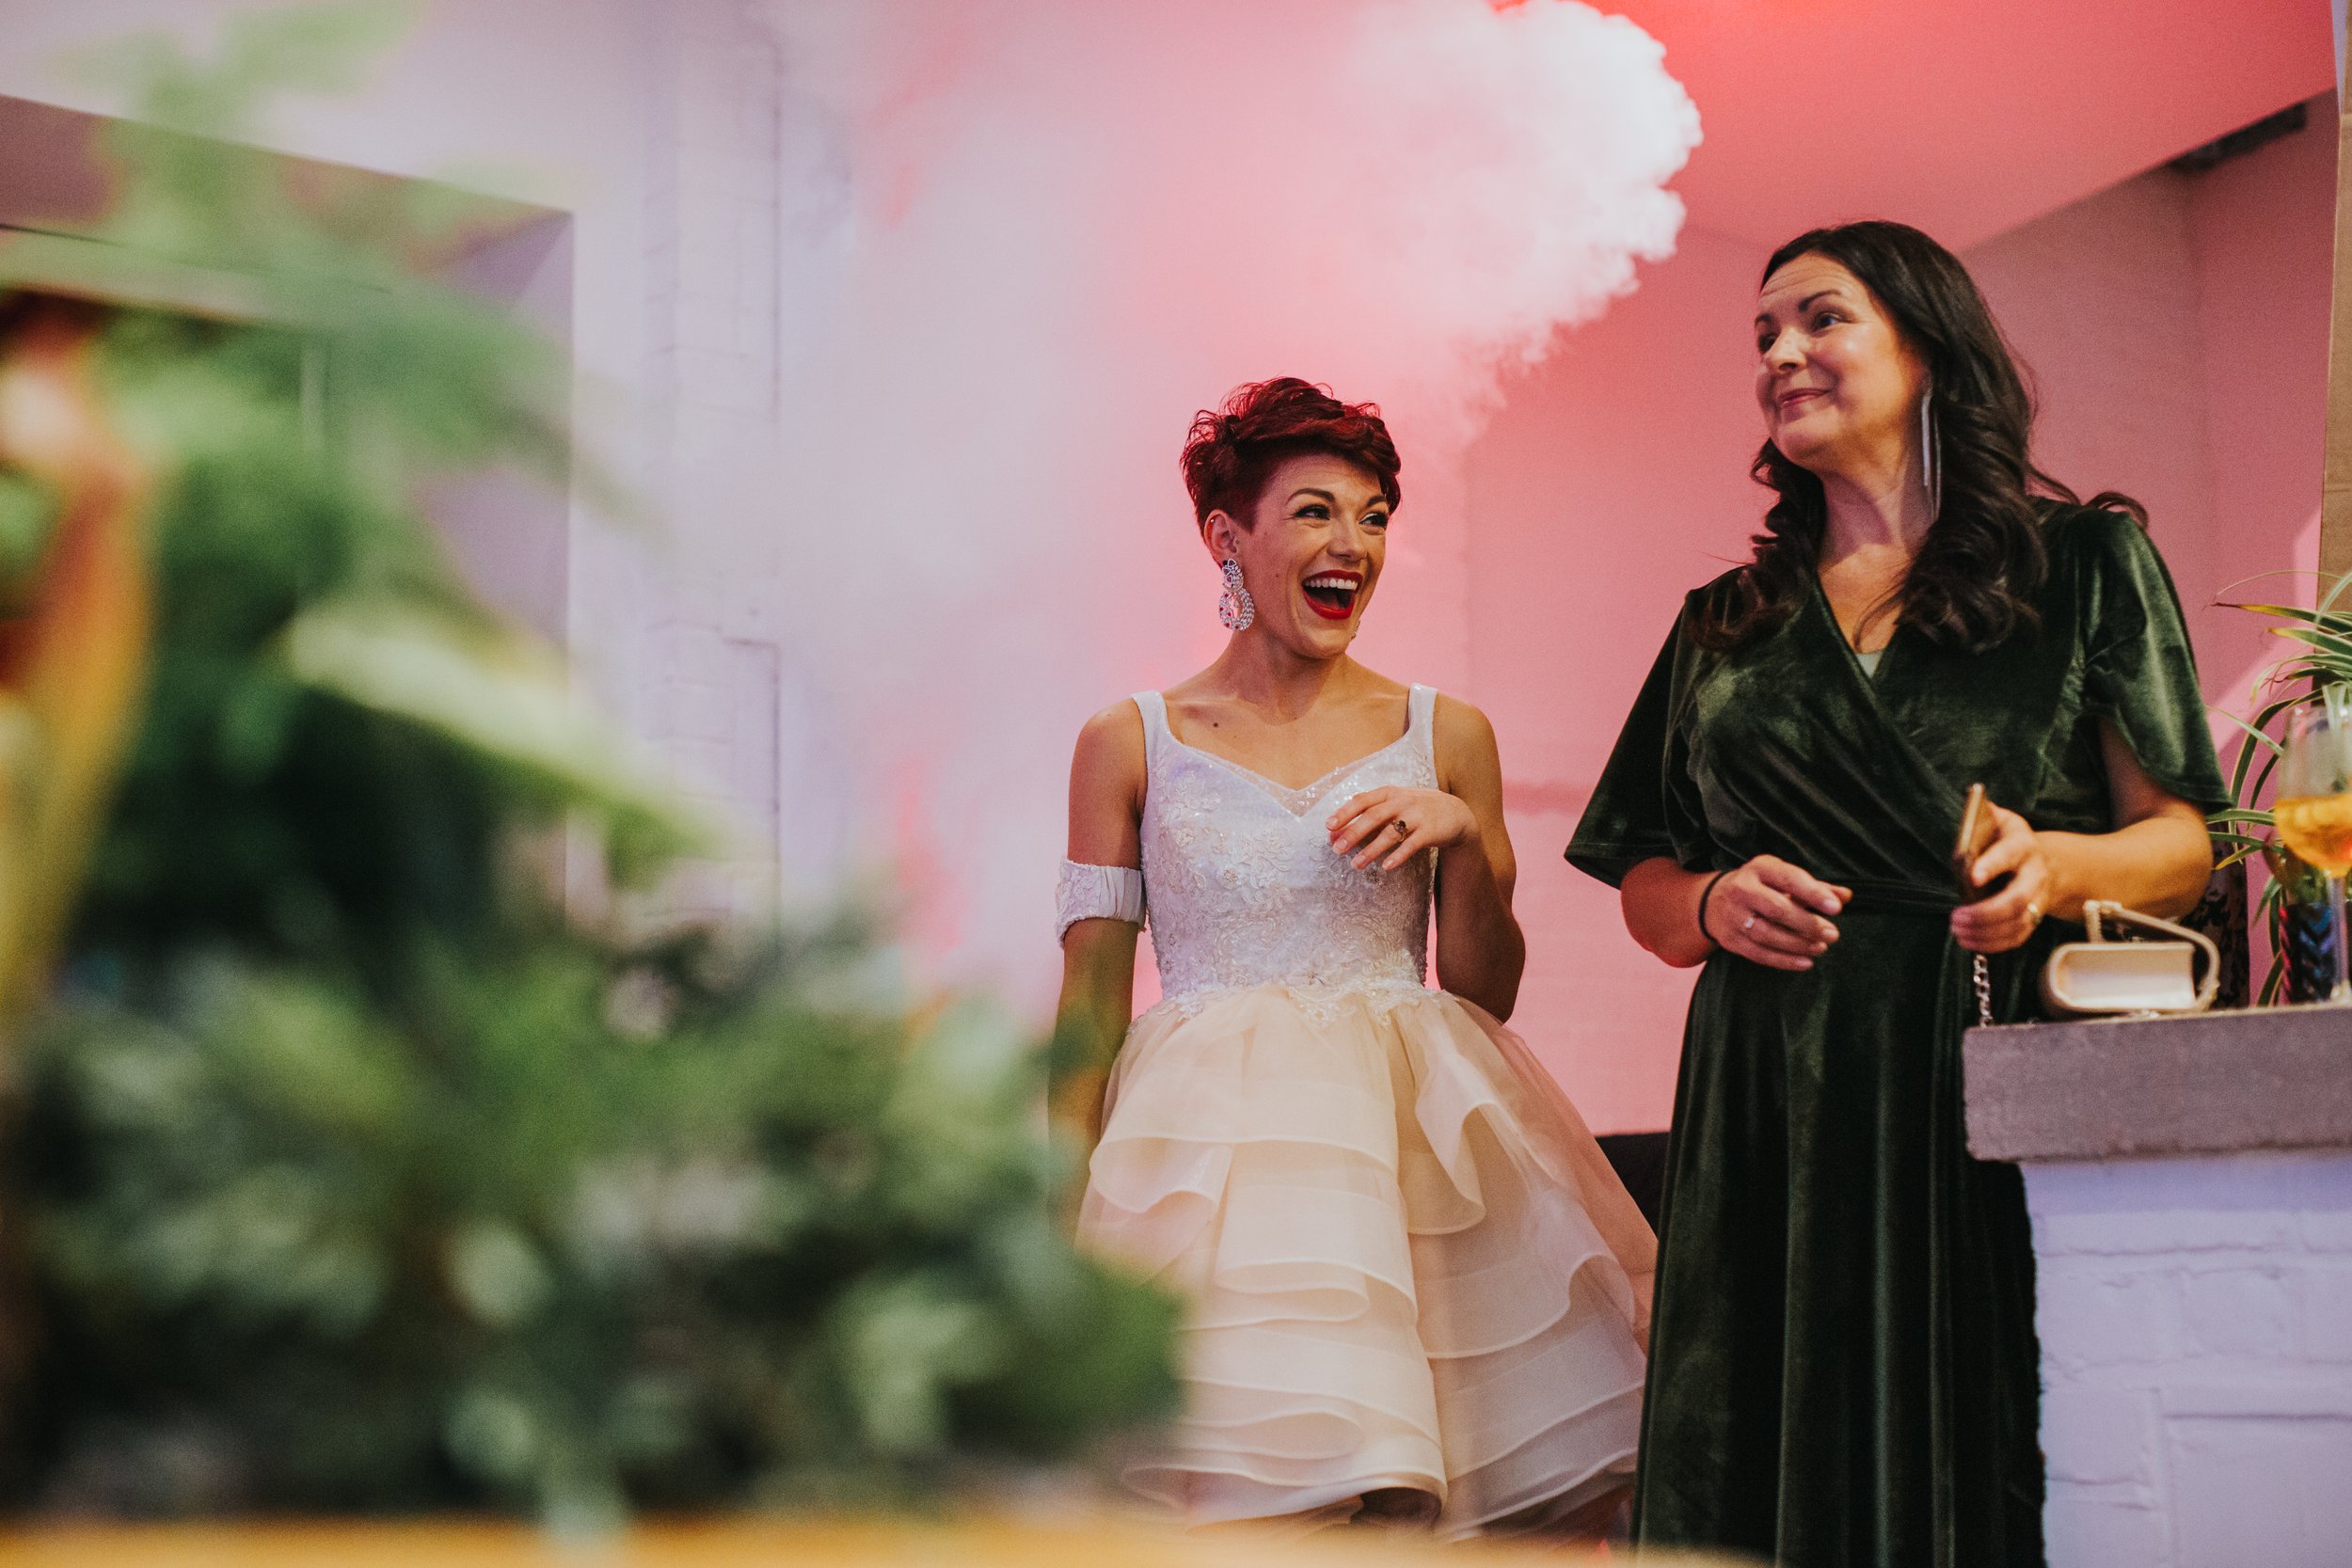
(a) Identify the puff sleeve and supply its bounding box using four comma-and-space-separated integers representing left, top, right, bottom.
1565, 614, 1719, 887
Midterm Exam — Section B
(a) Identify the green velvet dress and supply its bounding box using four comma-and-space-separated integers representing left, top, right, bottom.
1565, 506, 2230, 1568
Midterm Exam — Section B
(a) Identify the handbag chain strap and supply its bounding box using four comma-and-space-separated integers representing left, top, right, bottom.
1972, 952, 1993, 1029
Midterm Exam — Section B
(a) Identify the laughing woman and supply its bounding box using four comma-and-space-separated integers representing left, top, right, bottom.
1568, 222, 2228, 1567
1051, 377, 1655, 1538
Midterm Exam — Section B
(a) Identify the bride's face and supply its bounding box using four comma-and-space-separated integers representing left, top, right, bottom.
1205, 452, 1391, 660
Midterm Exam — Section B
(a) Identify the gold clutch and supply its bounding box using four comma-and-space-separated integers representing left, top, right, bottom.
2038, 900, 2218, 1018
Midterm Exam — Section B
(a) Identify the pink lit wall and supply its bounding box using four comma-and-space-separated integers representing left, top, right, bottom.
1966, 174, 2220, 648
1969, 94, 2341, 709
3, 3, 2337, 1141
1472, 100, 2341, 1132
2191, 93, 2340, 701
1594, 0, 2330, 256
1465, 225, 1771, 1134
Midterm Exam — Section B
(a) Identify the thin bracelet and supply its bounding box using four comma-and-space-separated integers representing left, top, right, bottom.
1694, 870, 1730, 949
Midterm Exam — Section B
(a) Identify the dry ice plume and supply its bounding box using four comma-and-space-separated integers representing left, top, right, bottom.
742, 0, 1699, 1004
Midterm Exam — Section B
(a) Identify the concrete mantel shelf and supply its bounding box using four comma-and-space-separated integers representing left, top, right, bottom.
1963, 1006, 2352, 1164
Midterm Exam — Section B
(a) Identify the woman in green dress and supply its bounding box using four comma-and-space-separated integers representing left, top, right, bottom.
1566, 221, 2229, 1568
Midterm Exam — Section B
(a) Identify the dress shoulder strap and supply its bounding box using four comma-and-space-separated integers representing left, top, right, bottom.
1130, 690, 1169, 768
1407, 685, 1438, 755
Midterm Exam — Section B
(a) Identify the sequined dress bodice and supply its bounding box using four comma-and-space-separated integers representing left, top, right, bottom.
1135, 687, 1436, 1016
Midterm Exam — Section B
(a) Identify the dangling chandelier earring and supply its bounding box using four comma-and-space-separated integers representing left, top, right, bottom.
1217, 557, 1255, 631
1919, 387, 1943, 521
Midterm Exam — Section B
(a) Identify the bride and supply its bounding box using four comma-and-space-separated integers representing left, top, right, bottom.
1050, 377, 1654, 1538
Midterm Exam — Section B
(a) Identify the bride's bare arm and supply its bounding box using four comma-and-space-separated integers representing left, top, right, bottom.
1426, 696, 1527, 1020
1050, 702, 1147, 1157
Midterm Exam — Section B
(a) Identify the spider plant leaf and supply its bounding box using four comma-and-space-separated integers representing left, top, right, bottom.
2213, 706, 2284, 762
2253, 690, 2315, 725
2272, 624, 2352, 668
2229, 724, 2275, 806
2227, 600, 2352, 628
2249, 749, 2284, 804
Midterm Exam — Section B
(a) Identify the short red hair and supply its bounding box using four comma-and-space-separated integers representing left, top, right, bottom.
1180, 378, 1402, 529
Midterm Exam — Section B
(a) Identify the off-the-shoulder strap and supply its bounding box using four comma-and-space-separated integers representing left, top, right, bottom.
1130, 690, 1169, 768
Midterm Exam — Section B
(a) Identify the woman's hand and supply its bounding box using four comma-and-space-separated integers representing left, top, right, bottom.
1951, 802, 2054, 954
1707, 856, 1851, 971
1327, 785, 1479, 872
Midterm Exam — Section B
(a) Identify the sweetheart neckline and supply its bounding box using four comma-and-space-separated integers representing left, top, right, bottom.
1162, 729, 1416, 816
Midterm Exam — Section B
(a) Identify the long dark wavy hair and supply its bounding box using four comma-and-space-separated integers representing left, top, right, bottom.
1694, 220, 2143, 653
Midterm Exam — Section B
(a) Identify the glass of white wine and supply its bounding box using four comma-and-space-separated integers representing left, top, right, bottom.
2276, 689, 2352, 1005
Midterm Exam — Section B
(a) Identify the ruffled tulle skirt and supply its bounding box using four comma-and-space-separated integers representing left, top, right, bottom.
1077, 983, 1655, 1537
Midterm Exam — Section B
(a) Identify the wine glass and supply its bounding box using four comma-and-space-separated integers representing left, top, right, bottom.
2276, 689, 2352, 1005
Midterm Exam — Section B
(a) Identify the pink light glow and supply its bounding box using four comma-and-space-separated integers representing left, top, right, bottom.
748, 0, 1700, 1017
9, 0, 2328, 1135
1593, 0, 2331, 249
715, 0, 2330, 1131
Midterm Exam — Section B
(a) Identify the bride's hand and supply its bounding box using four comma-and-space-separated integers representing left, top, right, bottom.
1327, 786, 1478, 872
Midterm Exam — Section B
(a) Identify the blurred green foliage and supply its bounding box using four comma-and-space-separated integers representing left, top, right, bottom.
1, 3, 1175, 1526
19, 935, 1175, 1528
0, 470, 60, 603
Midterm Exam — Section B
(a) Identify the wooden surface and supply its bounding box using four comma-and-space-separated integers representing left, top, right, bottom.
0, 1517, 1743, 1567
1963, 1006, 2352, 1163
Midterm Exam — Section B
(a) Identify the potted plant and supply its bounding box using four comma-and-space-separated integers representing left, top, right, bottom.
2209, 577, 2352, 1004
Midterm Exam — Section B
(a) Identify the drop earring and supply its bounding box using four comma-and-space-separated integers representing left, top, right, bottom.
1217, 557, 1255, 631
1919, 388, 1943, 520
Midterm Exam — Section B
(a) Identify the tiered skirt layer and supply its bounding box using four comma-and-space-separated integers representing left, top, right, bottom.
1078, 984, 1655, 1536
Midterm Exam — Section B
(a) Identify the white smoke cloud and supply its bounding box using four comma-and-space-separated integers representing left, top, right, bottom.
740, 0, 1699, 1006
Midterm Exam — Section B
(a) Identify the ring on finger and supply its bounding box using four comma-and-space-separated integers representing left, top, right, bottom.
1741, 913, 1756, 932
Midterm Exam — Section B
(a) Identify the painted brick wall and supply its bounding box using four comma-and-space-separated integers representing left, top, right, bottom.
636, 0, 859, 926
2026, 1151, 2352, 1567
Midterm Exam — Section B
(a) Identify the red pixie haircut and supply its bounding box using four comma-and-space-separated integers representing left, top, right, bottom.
1181, 377, 1402, 529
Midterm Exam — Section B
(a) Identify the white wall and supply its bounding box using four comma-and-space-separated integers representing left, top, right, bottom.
2027, 1151, 2352, 1566
0, 0, 841, 920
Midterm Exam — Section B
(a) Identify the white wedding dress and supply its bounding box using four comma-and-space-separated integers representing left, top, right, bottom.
1075, 686, 1654, 1536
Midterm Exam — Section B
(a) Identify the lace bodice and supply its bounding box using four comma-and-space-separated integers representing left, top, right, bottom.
1136, 687, 1436, 1016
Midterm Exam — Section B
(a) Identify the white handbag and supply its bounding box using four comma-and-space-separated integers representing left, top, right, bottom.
2038, 899, 2219, 1018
